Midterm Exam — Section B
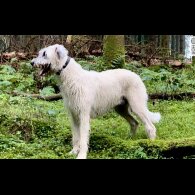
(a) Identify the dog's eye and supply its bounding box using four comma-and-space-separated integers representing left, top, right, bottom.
43, 51, 46, 57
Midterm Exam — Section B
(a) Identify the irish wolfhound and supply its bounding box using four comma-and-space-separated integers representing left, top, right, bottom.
31, 44, 161, 159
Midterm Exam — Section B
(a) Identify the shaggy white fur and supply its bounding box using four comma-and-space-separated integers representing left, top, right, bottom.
31, 44, 161, 159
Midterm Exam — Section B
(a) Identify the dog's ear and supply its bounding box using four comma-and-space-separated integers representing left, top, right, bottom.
55, 45, 68, 59
55, 48, 61, 59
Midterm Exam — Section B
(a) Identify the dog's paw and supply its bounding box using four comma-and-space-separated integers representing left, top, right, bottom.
148, 133, 156, 140
76, 152, 87, 159
69, 148, 79, 155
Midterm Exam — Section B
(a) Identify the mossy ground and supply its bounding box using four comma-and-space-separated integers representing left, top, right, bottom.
0, 59, 195, 159
0, 94, 195, 159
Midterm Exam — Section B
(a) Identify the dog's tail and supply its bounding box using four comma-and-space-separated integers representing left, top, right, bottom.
148, 111, 161, 123
127, 72, 161, 124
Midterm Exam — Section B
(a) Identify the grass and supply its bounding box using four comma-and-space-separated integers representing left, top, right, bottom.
0, 94, 195, 159
0, 59, 195, 159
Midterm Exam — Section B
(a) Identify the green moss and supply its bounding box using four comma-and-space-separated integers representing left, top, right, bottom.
0, 95, 195, 159
103, 35, 125, 69
88, 134, 195, 159
192, 56, 195, 64
1, 59, 195, 159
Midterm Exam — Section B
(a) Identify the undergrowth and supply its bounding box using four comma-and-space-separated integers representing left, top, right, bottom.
0, 57, 195, 159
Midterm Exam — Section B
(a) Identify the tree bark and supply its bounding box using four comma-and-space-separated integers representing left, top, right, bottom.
180, 35, 185, 55
103, 35, 125, 69
176, 35, 180, 57
161, 35, 170, 56
66, 35, 72, 44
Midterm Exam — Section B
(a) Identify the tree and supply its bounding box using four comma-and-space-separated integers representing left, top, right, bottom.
161, 35, 170, 56
66, 35, 72, 44
176, 35, 180, 57
103, 35, 125, 69
171, 35, 176, 57
179, 35, 185, 54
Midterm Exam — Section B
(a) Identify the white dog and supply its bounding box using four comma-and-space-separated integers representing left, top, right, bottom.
31, 44, 161, 159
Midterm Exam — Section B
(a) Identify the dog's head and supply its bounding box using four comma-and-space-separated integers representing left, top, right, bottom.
31, 44, 68, 76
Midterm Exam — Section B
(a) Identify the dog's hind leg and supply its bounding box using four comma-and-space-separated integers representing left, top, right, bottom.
77, 114, 90, 159
127, 91, 158, 140
115, 99, 139, 137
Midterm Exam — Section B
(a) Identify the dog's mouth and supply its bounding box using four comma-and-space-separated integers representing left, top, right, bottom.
39, 63, 51, 76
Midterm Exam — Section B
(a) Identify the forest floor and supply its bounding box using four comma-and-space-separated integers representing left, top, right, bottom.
0, 57, 195, 159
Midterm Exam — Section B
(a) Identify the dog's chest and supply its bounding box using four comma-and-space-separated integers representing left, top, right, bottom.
60, 84, 87, 112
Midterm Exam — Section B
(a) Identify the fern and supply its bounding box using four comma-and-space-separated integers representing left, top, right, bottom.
40, 86, 55, 96
0, 65, 16, 74
111, 55, 125, 68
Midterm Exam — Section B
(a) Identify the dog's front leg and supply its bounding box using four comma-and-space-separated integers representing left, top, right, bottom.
77, 114, 90, 159
69, 116, 80, 155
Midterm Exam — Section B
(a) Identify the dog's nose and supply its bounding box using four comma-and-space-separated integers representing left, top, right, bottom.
31, 61, 34, 66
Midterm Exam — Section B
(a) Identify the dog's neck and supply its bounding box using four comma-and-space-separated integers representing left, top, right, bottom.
56, 56, 71, 75
58, 57, 85, 87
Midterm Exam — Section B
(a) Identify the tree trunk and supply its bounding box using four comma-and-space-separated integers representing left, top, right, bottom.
66, 35, 72, 44
192, 56, 195, 64
180, 35, 185, 55
171, 35, 176, 58
103, 35, 125, 69
176, 35, 180, 57
161, 35, 170, 56
148, 35, 157, 52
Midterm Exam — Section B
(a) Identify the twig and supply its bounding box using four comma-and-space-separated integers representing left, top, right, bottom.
7, 91, 195, 101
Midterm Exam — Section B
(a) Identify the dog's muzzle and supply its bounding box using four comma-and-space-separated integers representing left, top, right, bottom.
39, 63, 51, 76
31, 62, 51, 76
